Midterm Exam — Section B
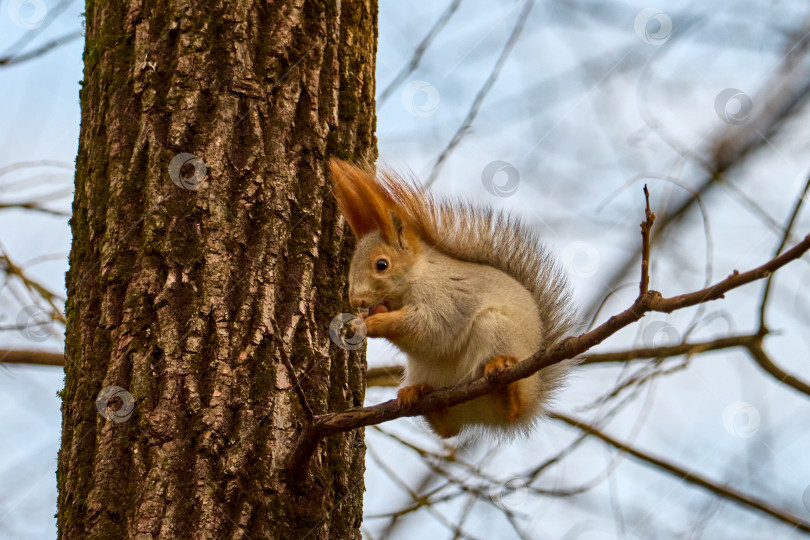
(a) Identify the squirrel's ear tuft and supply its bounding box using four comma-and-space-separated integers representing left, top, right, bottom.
391, 214, 421, 253
329, 159, 397, 241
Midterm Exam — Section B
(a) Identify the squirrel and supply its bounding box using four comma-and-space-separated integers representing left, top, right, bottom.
329, 159, 578, 439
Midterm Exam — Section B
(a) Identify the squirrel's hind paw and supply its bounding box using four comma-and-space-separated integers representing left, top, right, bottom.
484, 355, 524, 423
397, 384, 433, 405
483, 355, 519, 379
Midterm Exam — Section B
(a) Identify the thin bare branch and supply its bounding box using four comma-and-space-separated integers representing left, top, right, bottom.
0, 244, 66, 323
639, 185, 655, 297
365, 334, 761, 387
746, 338, 810, 397
551, 412, 810, 534
367, 447, 483, 540
0, 30, 83, 67
0, 349, 64, 367
0, 160, 72, 179
0, 202, 70, 216
377, 0, 463, 106
0, 0, 77, 64
759, 173, 810, 330
426, 0, 534, 187
582, 334, 756, 364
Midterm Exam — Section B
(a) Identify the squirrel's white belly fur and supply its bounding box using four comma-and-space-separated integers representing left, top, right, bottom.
401, 250, 557, 436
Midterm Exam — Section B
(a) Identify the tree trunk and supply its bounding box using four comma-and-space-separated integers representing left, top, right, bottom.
57, 1, 376, 538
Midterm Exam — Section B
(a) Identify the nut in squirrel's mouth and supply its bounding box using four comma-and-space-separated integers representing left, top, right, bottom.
360, 300, 393, 318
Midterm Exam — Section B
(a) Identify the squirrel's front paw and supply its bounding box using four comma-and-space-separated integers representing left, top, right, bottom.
363, 310, 403, 339
484, 355, 519, 379
397, 384, 433, 405
362, 313, 384, 337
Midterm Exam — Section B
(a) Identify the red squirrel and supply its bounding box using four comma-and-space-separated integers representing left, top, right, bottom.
330, 159, 578, 438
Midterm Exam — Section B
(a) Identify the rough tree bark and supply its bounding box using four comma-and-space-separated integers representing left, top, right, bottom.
57, 1, 377, 538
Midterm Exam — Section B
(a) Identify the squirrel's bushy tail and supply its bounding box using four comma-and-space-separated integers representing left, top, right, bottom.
375, 167, 579, 351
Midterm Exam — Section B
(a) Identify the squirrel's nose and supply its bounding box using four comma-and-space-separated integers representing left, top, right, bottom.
349, 292, 366, 309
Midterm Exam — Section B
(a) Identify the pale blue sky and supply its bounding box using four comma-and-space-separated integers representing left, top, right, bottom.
2, 1, 810, 538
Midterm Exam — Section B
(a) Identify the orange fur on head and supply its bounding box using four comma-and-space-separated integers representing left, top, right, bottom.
329, 159, 398, 242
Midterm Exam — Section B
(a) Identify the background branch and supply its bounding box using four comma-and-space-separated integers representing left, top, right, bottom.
377, 0, 463, 106
0, 349, 64, 367
589, 37, 810, 318
426, 0, 535, 187
551, 412, 810, 534
365, 333, 762, 387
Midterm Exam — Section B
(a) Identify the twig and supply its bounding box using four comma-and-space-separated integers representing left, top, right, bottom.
0, 349, 64, 367
0, 0, 76, 63
758, 173, 810, 330
364, 334, 761, 387
367, 446, 484, 540
745, 338, 810, 397
551, 412, 810, 534
426, 0, 534, 187
0, 245, 67, 323
639, 185, 655, 297
0, 160, 73, 179
377, 0, 462, 106
451, 494, 479, 540
0, 30, 83, 67
582, 334, 756, 364
0, 202, 70, 217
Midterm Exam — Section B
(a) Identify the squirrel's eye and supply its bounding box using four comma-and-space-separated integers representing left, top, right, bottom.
375, 258, 389, 272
